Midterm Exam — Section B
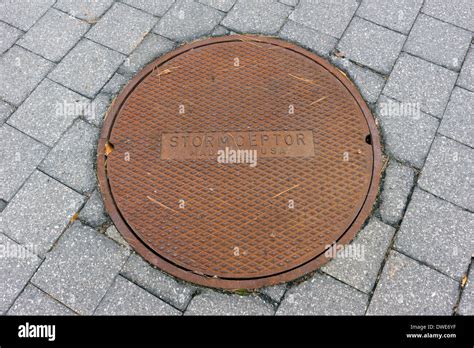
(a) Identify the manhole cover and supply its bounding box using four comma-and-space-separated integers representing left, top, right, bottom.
98, 35, 382, 289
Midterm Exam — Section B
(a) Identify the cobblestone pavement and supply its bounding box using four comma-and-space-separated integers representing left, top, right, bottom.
0, 0, 473, 316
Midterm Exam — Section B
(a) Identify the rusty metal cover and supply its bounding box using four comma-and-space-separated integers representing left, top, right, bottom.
98, 35, 382, 290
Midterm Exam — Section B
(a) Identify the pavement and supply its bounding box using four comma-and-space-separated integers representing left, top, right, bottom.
0, 0, 473, 316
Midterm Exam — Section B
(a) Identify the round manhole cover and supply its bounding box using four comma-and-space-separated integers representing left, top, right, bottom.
98, 35, 382, 289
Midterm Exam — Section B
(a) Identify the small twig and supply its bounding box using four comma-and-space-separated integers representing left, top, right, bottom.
288, 73, 320, 87
272, 184, 300, 198
309, 96, 328, 106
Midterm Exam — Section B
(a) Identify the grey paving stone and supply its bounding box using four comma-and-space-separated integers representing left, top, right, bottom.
54, 0, 114, 22
0, 234, 41, 314
0, 46, 53, 106
199, 0, 236, 12
260, 284, 287, 302
86, 3, 157, 55
422, 0, 474, 32
289, 0, 359, 39
0, 125, 49, 201
105, 225, 130, 249
0, 170, 84, 256
279, 20, 338, 58
378, 161, 415, 225
395, 188, 473, 280
337, 17, 406, 75
79, 190, 109, 227
154, 0, 223, 41
17, 9, 89, 62
31, 221, 130, 315
119, 34, 175, 76
211, 25, 230, 36
0, 21, 22, 54
122, 0, 176, 16
458, 48, 474, 91
404, 14, 471, 71
419, 135, 474, 211
185, 291, 274, 315
0, 200, 7, 213
357, 0, 423, 34
438, 87, 474, 147
101, 73, 128, 96
120, 253, 194, 310
7, 79, 89, 147
0, 101, 15, 125
279, 0, 299, 6
0, 0, 54, 31
376, 95, 439, 168
367, 251, 458, 315
95, 276, 181, 315
221, 0, 290, 34
331, 56, 385, 103
48, 39, 125, 98
39, 119, 99, 194
7, 284, 75, 316
277, 272, 368, 315
383, 53, 457, 118
84, 93, 111, 127
321, 218, 396, 293
459, 267, 473, 315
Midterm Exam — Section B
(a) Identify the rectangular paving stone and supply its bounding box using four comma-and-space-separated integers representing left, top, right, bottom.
95, 276, 181, 315
260, 284, 287, 302
17, 8, 90, 62
422, 0, 474, 32
122, 0, 176, 16
438, 87, 474, 147
376, 95, 439, 168
0, 234, 41, 314
378, 160, 415, 225
101, 73, 129, 96
277, 272, 368, 315
119, 34, 175, 76
419, 135, 474, 211
0, 125, 49, 201
221, 0, 291, 35
279, 20, 338, 58
289, 0, 359, 39
0, 101, 15, 126
0, 21, 22, 54
54, 0, 114, 22
357, 0, 423, 34
78, 190, 109, 228
7, 79, 89, 147
394, 188, 473, 280
367, 251, 458, 315
31, 221, 130, 315
185, 291, 274, 315
86, 3, 157, 55
0, 46, 53, 106
404, 14, 471, 71
120, 253, 195, 310
199, 0, 236, 12
154, 0, 223, 41
39, 119, 99, 194
321, 218, 396, 293
337, 17, 406, 75
459, 267, 473, 315
0, 170, 85, 256
105, 225, 130, 249
383, 53, 457, 118
331, 56, 385, 103
7, 284, 75, 316
84, 93, 111, 127
457, 48, 474, 91
0, 0, 54, 31
48, 39, 125, 98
